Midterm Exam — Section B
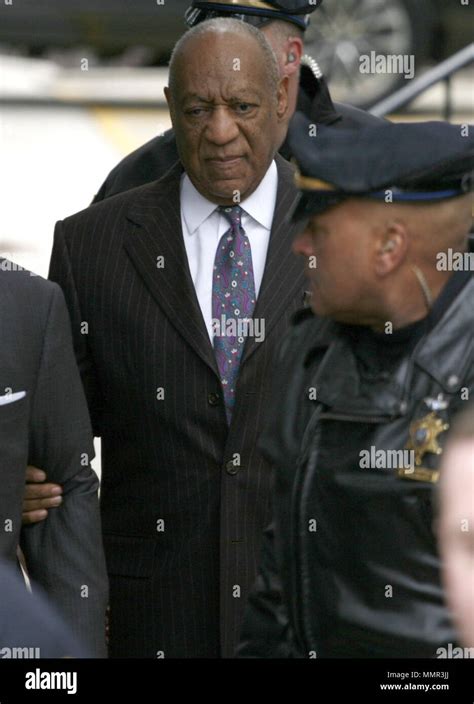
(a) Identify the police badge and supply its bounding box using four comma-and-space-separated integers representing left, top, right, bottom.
398, 410, 450, 483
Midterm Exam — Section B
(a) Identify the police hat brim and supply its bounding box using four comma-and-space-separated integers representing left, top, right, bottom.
186, 1, 322, 29
289, 190, 348, 223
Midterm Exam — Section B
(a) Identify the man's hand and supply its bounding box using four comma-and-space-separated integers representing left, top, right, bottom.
22, 466, 63, 525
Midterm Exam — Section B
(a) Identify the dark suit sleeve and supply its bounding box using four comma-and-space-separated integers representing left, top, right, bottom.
91, 131, 179, 203
236, 520, 297, 658
20, 283, 108, 657
49, 221, 103, 436
0, 561, 89, 658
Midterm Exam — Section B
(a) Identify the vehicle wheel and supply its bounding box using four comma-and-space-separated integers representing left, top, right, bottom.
304, 0, 434, 109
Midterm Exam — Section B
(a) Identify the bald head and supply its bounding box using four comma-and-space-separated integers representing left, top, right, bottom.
168, 18, 280, 101
164, 17, 288, 205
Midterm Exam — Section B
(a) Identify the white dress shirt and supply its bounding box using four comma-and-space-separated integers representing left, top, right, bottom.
180, 160, 278, 341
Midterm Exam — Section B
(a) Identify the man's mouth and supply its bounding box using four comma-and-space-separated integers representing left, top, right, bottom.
206, 156, 243, 166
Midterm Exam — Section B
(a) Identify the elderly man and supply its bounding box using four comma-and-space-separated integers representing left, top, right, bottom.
90, 0, 379, 202
439, 405, 474, 650
24, 1, 382, 517
46, 19, 305, 659
237, 118, 474, 657
24, 0, 385, 512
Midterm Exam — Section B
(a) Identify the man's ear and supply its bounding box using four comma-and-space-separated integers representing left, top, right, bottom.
374, 220, 408, 276
276, 75, 289, 122
284, 36, 303, 75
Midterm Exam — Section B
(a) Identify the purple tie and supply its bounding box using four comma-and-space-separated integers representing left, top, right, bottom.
212, 206, 256, 423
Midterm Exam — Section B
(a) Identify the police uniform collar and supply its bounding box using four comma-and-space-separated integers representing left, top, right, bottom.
300, 273, 474, 412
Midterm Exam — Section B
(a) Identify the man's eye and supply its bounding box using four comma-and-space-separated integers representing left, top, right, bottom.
187, 107, 206, 116
235, 103, 251, 113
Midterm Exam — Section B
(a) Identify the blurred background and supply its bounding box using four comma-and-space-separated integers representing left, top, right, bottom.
0, 0, 472, 277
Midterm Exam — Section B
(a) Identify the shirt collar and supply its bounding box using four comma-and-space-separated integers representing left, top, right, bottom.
181, 173, 217, 235
181, 160, 278, 234
239, 160, 278, 229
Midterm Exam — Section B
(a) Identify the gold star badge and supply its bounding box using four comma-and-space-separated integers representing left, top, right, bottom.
405, 411, 450, 467
398, 412, 450, 483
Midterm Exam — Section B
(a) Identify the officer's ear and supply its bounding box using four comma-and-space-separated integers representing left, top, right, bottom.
284, 36, 303, 76
374, 221, 408, 276
276, 76, 289, 122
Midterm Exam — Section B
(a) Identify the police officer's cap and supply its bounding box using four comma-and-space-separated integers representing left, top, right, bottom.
186, 1, 323, 31
289, 113, 474, 222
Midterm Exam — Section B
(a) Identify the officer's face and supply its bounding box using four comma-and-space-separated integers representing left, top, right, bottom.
440, 438, 474, 648
293, 199, 378, 324
165, 32, 288, 205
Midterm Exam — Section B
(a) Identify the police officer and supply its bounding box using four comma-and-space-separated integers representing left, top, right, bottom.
237, 117, 474, 657
91, 0, 382, 203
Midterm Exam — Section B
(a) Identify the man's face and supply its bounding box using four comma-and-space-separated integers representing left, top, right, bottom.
165, 32, 287, 205
292, 199, 377, 324
440, 439, 474, 648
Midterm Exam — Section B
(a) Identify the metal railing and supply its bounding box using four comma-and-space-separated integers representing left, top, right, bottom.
369, 43, 474, 119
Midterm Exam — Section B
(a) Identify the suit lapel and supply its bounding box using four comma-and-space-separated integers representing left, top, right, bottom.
124, 156, 303, 375
124, 162, 219, 376
240, 156, 304, 366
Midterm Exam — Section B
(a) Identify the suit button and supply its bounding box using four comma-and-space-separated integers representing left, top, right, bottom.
225, 460, 239, 476
208, 392, 221, 406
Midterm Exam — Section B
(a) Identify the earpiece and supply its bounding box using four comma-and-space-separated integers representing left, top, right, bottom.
287, 52, 296, 63
382, 240, 395, 252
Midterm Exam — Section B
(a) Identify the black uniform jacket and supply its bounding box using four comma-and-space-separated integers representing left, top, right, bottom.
237, 262, 474, 658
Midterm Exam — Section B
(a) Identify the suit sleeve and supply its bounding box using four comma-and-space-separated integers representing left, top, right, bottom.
49, 220, 103, 436
236, 519, 298, 658
20, 283, 109, 657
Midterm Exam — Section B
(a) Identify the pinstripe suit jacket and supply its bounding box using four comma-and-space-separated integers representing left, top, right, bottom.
49, 155, 305, 657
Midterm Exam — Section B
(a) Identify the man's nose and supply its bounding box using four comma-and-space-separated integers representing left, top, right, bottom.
205, 107, 240, 145
292, 228, 314, 257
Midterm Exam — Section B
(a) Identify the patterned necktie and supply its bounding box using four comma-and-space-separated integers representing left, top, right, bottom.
212, 206, 256, 424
